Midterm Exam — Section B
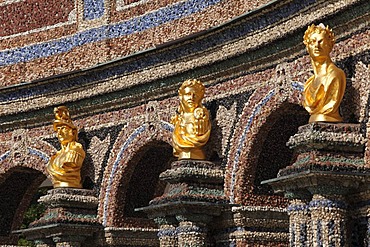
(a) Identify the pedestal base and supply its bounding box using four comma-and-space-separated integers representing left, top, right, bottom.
138, 159, 227, 247
263, 122, 370, 246
14, 188, 101, 246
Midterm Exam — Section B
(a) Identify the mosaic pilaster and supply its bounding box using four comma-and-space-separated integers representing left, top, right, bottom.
264, 122, 370, 247
287, 196, 311, 247
35, 239, 55, 247
54, 236, 85, 247
309, 194, 347, 247
212, 206, 289, 246
155, 217, 178, 247
176, 219, 209, 247
349, 190, 370, 245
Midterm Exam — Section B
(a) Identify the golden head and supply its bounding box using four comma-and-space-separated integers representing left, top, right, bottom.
172, 79, 210, 160
53, 106, 78, 143
303, 24, 335, 58
178, 79, 205, 113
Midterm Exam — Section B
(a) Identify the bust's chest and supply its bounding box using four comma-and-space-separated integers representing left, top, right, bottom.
179, 112, 195, 132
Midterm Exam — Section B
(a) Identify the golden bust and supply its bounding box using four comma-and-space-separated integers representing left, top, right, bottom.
171, 79, 211, 160
47, 106, 85, 188
302, 24, 346, 123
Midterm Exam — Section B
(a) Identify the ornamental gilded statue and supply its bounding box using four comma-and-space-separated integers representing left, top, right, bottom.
302, 24, 346, 123
171, 79, 211, 160
47, 106, 85, 188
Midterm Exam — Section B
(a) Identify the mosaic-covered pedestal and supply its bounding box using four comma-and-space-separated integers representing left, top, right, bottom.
263, 122, 370, 247
15, 188, 101, 247
138, 160, 227, 246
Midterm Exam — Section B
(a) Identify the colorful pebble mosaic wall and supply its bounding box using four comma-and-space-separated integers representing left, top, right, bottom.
0, 0, 369, 245
0, 0, 274, 87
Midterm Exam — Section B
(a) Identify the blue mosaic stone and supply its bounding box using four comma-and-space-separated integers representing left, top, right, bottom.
157, 228, 177, 237
291, 81, 304, 92
309, 199, 347, 210
28, 148, 50, 162
290, 223, 295, 247
341, 221, 346, 246
300, 223, 307, 246
102, 122, 173, 226
317, 220, 323, 247
0, 151, 10, 162
176, 225, 204, 233
0, 0, 329, 113
83, 0, 105, 20
229, 90, 275, 203
0, 0, 314, 70
160, 121, 174, 132
287, 204, 309, 212
328, 220, 335, 247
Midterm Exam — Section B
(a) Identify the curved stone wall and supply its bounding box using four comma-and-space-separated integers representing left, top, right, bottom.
0, 0, 272, 87
0, 0, 369, 245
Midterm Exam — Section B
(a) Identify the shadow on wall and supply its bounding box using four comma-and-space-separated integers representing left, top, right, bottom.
0, 167, 46, 245
253, 103, 309, 195
115, 141, 174, 224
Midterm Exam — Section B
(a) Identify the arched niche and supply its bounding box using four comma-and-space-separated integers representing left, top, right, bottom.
0, 167, 45, 244
253, 103, 309, 195
112, 140, 173, 226
240, 102, 309, 205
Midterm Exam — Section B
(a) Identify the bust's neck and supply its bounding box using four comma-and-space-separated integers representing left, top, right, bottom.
61, 141, 73, 150
311, 57, 332, 76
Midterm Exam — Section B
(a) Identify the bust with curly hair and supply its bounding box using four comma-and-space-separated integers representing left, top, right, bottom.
302, 24, 346, 123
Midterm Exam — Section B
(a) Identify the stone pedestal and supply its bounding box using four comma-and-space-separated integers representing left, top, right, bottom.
138, 160, 227, 246
263, 123, 370, 247
14, 188, 101, 247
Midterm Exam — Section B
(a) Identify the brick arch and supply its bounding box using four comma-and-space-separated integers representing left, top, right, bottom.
98, 121, 173, 227
225, 82, 305, 205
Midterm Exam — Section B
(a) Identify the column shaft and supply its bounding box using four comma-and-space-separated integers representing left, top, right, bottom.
288, 198, 310, 247
177, 221, 208, 247
309, 194, 347, 247
158, 224, 178, 247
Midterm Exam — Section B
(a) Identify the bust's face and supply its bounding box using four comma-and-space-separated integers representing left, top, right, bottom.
56, 125, 75, 145
306, 32, 331, 60
180, 86, 201, 112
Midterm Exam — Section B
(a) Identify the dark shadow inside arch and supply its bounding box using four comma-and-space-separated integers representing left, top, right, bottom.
0, 167, 45, 244
253, 103, 309, 195
120, 141, 174, 220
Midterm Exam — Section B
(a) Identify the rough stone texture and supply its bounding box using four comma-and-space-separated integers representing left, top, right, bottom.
0, 0, 369, 246
266, 122, 370, 247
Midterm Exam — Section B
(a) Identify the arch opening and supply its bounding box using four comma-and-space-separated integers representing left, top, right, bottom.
0, 167, 46, 244
253, 103, 309, 195
113, 141, 173, 226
